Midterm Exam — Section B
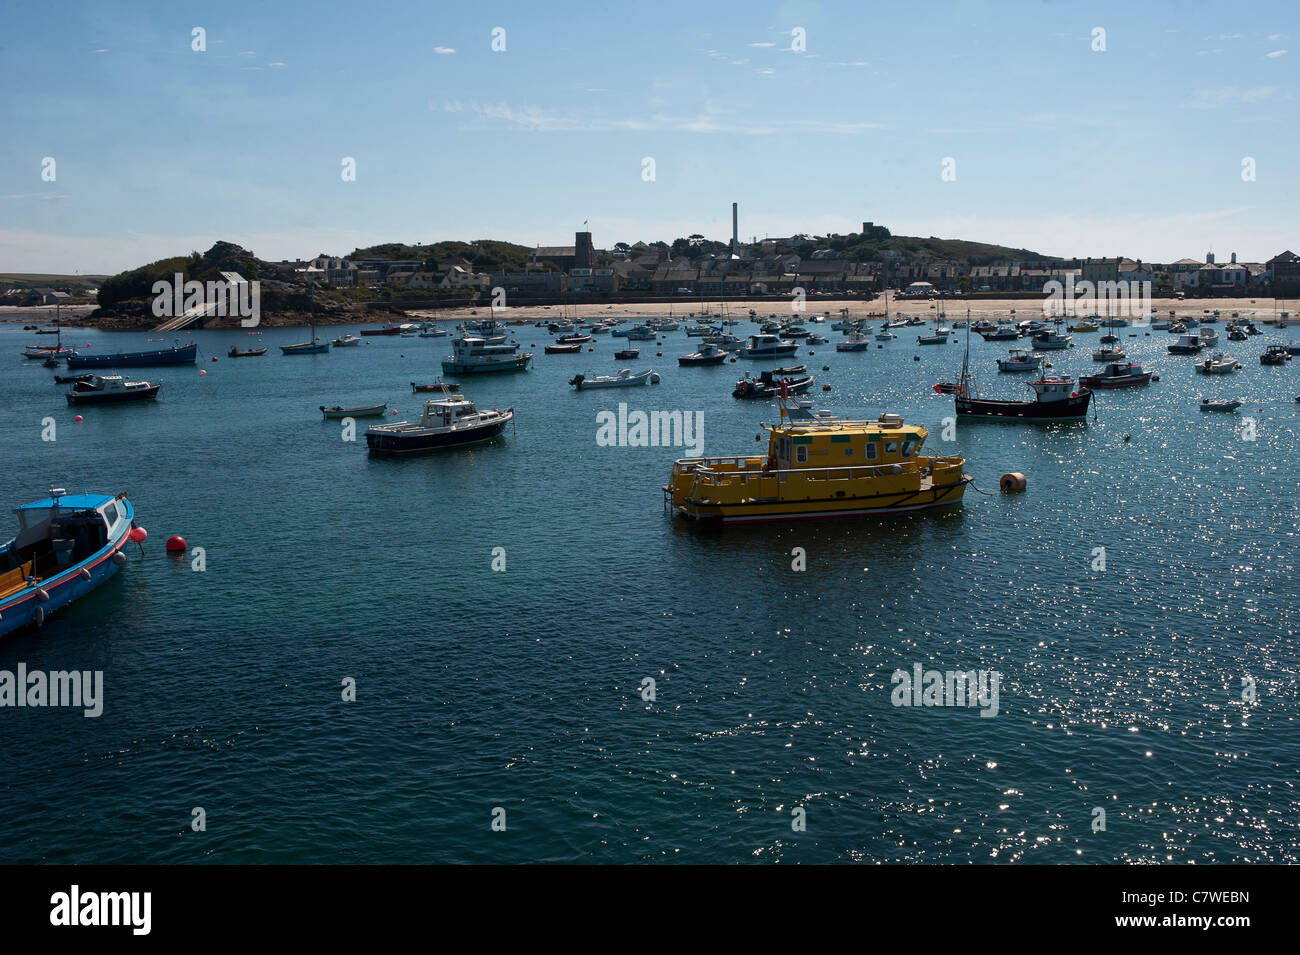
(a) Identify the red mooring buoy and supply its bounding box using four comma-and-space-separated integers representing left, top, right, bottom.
129, 526, 148, 544
165, 535, 187, 552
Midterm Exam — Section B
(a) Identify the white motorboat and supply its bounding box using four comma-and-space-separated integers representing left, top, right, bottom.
1031, 330, 1071, 350
1092, 345, 1126, 362
1198, 327, 1219, 346
995, 349, 1043, 373
442, 324, 533, 374
739, 334, 799, 359
1194, 352, 1237, 375
569, 368, 659, 389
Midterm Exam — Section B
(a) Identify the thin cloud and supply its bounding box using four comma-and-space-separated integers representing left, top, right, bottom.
1265, 49, 1287, 57
1190, 86, 1277, 108
438, 100, 881, 135
91, 48, 108, 54
434, 46, 456, 54
269, 61, 286, 69
0, 193, 69, 201
239, 50, 255, 56
748, 41, 775, 48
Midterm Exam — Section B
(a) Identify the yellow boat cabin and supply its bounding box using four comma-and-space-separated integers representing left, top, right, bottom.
663, 401, 970, 525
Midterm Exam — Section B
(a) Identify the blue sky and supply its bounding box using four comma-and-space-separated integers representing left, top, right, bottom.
1, 0, 1296, 273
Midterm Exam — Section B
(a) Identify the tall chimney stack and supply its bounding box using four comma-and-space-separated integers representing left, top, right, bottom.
732, 202, 738, 251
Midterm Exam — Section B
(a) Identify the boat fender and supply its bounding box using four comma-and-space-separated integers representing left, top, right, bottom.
36, 588, 50, 603
35, 606, 44, 626
1000, 472, 1028, 493
111, 551, 127, 566
79, 568, 92, 581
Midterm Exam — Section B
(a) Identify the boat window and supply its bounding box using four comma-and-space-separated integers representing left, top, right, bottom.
901, 439, 915, 458
885, 441, 898, 454
796, 446, 808, 464
103, 501, 119, 524
865, 442, 877, 461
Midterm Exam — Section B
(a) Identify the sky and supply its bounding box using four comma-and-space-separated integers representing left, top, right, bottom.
1, 0, 1297, 274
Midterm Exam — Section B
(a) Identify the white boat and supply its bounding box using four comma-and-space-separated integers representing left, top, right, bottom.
1031, 330, 1071, 350
995, 349, 1043, 373
442, 325, 533, 374
836, 333, 871, 352
332, 333, 362, 347
1092, 345, 1126, 362
739, 334, 799, 359
1194, 352, 1237, 375
569, 368, 658, 389
1199, 397, 1242, 412
1198, 328, 1219, 346
418, 327, 449, 338
874, 329, 896, 341
320, 403, 387, 419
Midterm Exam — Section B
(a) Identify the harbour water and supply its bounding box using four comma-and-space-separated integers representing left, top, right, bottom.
2, 320, 1298, 863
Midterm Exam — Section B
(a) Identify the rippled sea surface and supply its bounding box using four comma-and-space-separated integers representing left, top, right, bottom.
2, 317, 1298, 863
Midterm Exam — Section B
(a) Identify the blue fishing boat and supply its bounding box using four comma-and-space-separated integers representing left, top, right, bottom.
0, 490, 137, 639
66, 342, 197, 369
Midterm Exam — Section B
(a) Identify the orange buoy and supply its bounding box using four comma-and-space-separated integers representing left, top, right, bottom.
1000, 472, 1027, 493
165, 535, 187, 552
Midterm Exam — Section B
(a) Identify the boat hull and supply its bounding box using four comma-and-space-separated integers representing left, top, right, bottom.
667, 465, 970, 525
66, 384, 161, 405
0, 500, 133, 640
441, 356, 532, 374
280, 343, 330, 354
365, 417, 510, 455
1078, 374, 1151, 388
67, 344, 197, 368
956, 391, 1092, 421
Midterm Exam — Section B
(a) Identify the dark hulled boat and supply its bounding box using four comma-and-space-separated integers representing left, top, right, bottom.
67, 342, 196, 369
954, 314, 1091, 421
365, 394, 512, 455
228, 346, 267, 357
66, 375, 161, 405
733, 370, 815, 400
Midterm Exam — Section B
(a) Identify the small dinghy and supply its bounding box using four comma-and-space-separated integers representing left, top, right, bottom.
228, 346, 267, 357
54, 372, 94, 385
569, 368, 656, 390
333, 334, 362, 347
1199, 398, 1242, 412
320, 403, 388, 419
545, 343, 584, 354
613, 348, 640, 361
768, 364, 807, 376
932, 381, 960, 394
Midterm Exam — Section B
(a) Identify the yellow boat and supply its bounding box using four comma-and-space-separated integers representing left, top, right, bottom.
1068, 321, 1100, 332
663, 400, 971, 525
